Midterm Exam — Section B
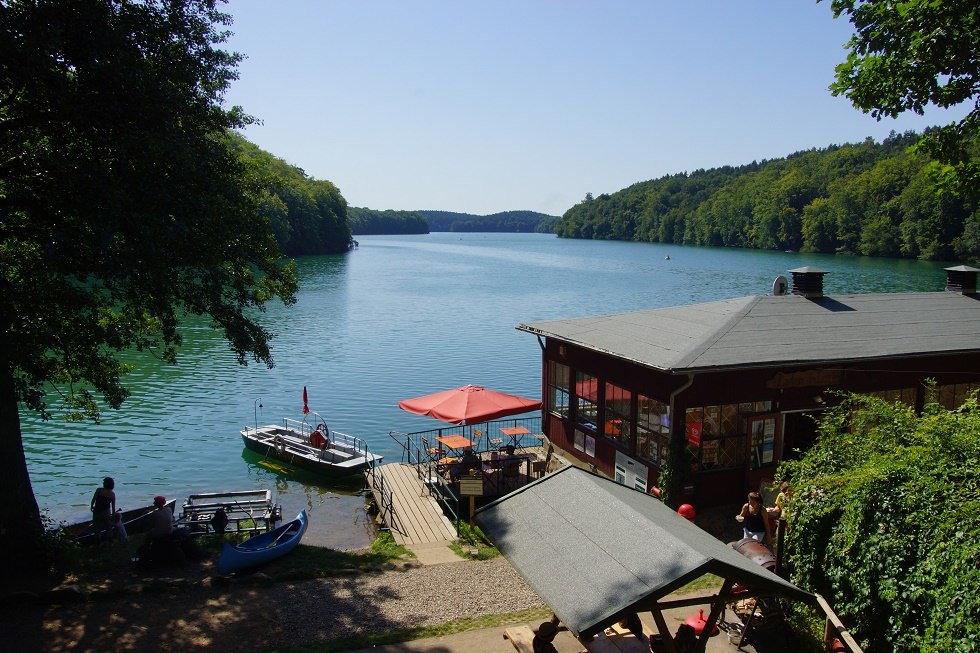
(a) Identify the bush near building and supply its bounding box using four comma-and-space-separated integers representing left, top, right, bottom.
781, 392, 980, 652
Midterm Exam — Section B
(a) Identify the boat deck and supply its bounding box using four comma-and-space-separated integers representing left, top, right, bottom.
366, 462, 457, 547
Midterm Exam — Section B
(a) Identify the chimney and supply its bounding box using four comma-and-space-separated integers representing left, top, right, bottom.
788, 267, 828, 299
945, 265, 979, 295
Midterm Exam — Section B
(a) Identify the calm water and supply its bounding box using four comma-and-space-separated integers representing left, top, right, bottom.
23, 233, 952, 547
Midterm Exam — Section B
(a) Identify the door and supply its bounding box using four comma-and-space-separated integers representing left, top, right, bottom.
745, 413, 781, 493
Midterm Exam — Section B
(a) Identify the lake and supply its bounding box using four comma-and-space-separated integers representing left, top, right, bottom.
22, 232, 954, 548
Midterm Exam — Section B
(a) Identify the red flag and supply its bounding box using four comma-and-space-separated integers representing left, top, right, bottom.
302, 386, 310, 414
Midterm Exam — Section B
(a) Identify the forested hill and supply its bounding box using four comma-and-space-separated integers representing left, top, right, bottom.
556, 130, 980, 261
231, 135, 354, 256
349, 207, 428, 235
419, 210, 559, 233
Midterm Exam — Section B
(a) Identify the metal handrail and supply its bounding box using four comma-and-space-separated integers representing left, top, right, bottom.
363, 451, 403, 535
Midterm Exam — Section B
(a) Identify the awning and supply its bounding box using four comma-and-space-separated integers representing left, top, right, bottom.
474, 466, 813, 641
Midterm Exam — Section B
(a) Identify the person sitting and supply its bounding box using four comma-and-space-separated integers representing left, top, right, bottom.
137, 496, 180, 569
459, 448, 481, 474
501, 444, 521, 477
147, 495, 174, 540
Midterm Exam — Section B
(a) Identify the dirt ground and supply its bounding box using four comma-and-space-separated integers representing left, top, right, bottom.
0, 504, 751, 653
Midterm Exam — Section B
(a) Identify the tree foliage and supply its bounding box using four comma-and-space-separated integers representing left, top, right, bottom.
348, 207, 429, 235
826, 0, 980, 199
232, 136, 353, 254
555, 132, 979, 260
0, 0, 297, 569
419, 210, 558, 233
780, 393, 980, 652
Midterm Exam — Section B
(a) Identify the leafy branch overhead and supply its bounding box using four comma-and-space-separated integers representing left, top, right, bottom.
0, 0, 307, 569
826, 0, 980, 196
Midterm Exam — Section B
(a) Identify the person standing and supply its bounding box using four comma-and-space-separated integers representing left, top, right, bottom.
90, 477, 116, 542
737, 491, 771, 544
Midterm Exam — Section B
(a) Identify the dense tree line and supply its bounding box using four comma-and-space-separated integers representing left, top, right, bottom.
419, 210, 558, 233
348, 207, 428, 235
556, 131, 979, 260
231, 136, 353, 255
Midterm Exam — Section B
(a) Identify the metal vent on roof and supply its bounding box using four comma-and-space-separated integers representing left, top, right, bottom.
945, 265, 980, 295
788, 266, 828, 299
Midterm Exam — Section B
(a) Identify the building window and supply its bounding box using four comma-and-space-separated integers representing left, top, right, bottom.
603, 382, 632, 447
574, 371, 599, 432
547, 360, 570, 418
636, 395, 669, 468
684, 402, 770, 472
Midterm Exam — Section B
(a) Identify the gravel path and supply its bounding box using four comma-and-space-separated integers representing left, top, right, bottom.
2, 557, 547, 653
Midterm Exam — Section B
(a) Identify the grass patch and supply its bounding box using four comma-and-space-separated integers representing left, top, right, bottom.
449, 520, 499, 560
273, 607, 553, 653
677, 573, 724, 594
258, 532, 415, 581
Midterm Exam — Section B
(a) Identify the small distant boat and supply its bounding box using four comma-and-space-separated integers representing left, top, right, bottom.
241, 411, 382, 478
62, 499, 176, 545
217, 509, 308, 574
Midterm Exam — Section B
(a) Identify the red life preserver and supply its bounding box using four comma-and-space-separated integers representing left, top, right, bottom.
310, 430, 327, 449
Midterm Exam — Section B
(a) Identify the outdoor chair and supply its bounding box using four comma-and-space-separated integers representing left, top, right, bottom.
420, 437, 445, 462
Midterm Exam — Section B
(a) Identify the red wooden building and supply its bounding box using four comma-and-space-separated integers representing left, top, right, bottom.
518, 266, 980, 507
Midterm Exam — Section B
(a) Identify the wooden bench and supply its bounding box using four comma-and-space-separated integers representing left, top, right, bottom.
503, 625, 536, 653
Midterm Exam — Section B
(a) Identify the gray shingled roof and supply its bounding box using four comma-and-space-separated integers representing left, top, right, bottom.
517, 292, 980, 373
474, 467, 813, 638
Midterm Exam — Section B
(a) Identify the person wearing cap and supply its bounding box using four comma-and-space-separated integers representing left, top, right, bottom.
147, 495, 174, 540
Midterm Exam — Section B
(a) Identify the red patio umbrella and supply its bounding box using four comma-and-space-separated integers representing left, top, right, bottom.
302, 386, 310, 415
398, 385, 542, 425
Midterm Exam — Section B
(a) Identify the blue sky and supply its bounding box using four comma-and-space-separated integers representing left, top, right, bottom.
223, 1, 968, 217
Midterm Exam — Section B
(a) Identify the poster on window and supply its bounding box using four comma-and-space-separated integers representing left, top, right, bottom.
686, 421, 702, 447
702, 439, 718, 467
585, 435, 595, 457
749, 416, 777, 469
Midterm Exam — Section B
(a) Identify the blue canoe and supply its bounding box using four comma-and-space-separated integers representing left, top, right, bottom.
217, 509, 308, 574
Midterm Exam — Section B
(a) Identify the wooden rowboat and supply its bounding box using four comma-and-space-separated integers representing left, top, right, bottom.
217, 509, 308, 574
62, 499, 176, 545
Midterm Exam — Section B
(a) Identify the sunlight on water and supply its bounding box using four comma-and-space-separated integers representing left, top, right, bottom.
23, 233, 952, 543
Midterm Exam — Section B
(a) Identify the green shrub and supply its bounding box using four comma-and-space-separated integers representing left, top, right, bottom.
781, 392, 980, 652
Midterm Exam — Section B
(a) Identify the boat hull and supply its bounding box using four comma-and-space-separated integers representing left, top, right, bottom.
63, 499, 176, 545
241, 424, 381, 478
217, 509, 308, 574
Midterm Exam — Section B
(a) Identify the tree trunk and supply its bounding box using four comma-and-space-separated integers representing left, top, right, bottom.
0, 349, 46, 575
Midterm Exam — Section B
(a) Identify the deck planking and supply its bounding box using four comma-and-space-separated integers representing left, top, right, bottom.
366, 463, 456, 546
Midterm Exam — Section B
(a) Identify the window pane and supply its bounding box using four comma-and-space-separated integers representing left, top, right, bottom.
575, 371, 598, 431
547, 361, 571, 417
603, 382, 631, 446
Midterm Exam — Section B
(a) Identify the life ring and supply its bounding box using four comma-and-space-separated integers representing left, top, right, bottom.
273, 434, 285, 454
310, 430, 327, 449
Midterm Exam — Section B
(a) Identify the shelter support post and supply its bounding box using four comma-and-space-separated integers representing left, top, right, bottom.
649, 607, 678, 653
695, 579, 733, 653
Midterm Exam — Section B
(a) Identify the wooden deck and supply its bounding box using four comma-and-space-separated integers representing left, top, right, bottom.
366, 462, 456, 546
